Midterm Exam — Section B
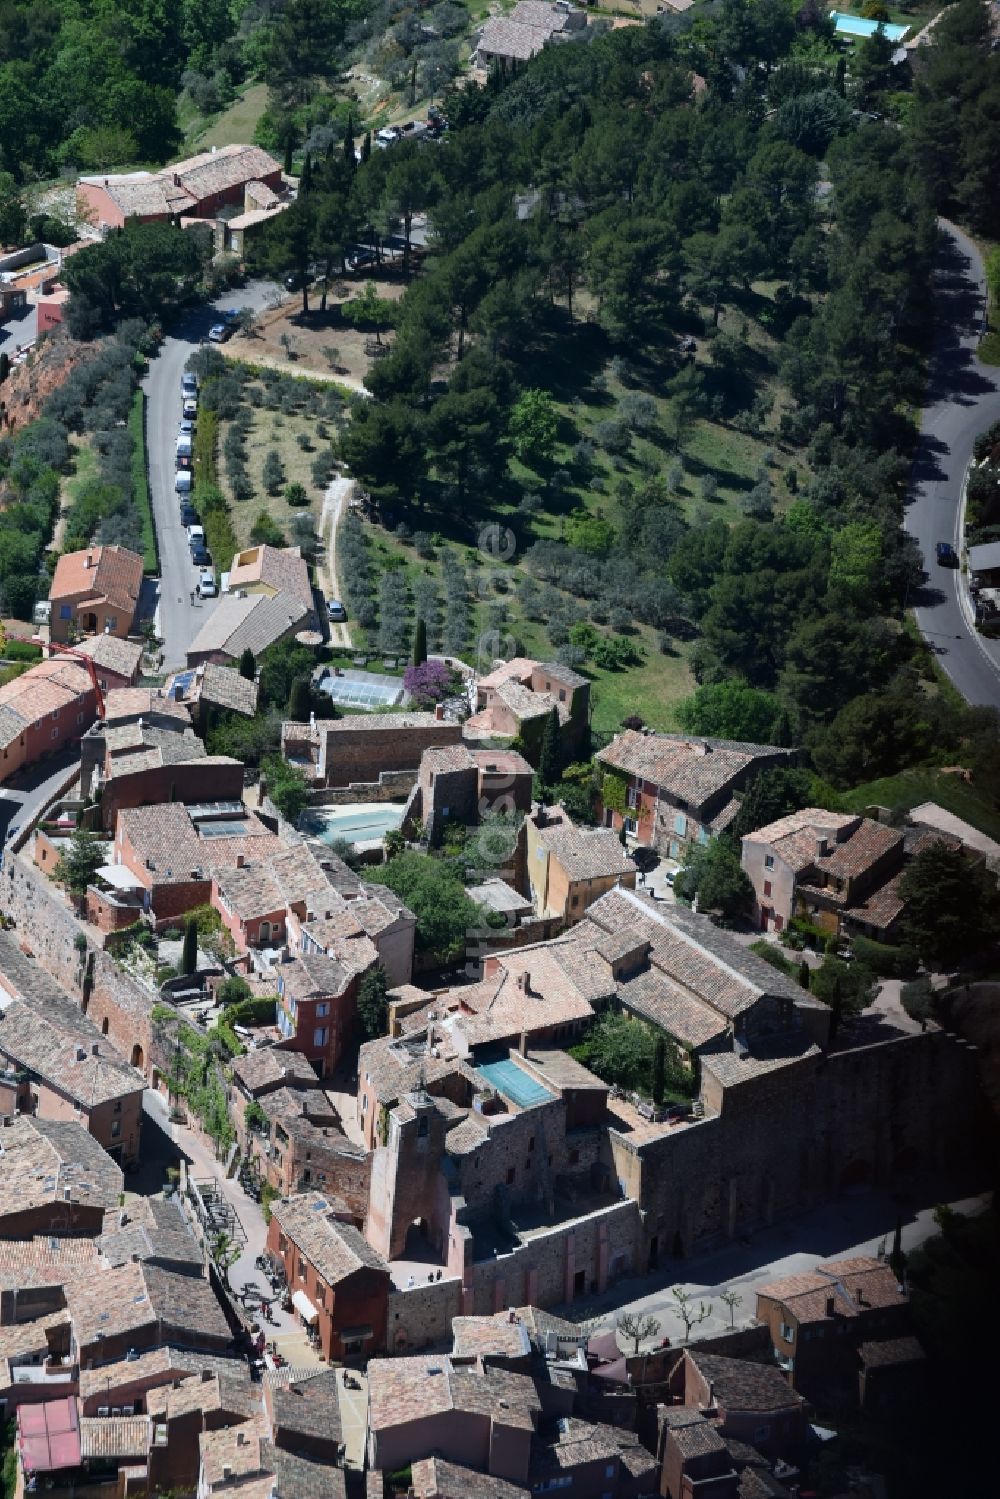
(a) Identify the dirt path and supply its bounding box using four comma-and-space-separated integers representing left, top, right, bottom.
318, 476, 355, 647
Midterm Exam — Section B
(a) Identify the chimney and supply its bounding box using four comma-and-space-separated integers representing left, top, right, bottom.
434, 703, 444, 721
84, 553, 93, 570
825, 1295, 836, 1317
856, 1286, 866, 1307
75, 1046, 87, 1062
91, 1042, 99, 1056
173, 173, 181, 187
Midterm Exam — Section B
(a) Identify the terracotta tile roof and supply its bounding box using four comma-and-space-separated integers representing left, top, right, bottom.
685, 1351, 806, 1414
858, 1335, 925, 1368
422, 744, 476, 774
412, 1457, 530, 1499
78, 1343, 245, 1399
102, 688, 191, 726
746, 810, 903, 883
73, 634, 143, 682
662, 1409, 730, 1459
79, 1416, 150, 1461
477, 657, 541, 691
529, 1417, 653, 1475
597, 732, 793, 811
172, 144, 282, 200
452, 1315, 531, 1361
187, 591, 308, 662
228, 544, 314, 613
200, 1423, 264, 1487
359, 1033, 476, 1106
496, 677, 567, 725
98, 1196, 203, 1272
0, 1001, 144, 1107
48, 545, 143, 614
537, 817, 635, 881
147, 1370, 258, 1421
271, 1192, 388, 1287
65, 1258, 231, 1350
233, 1047, 321, 1096
277, 952, 351, 1002
840, 873, 907, 931
0, 702, 26, 750
0, 1236, 101, 1286
367, 1356, 541, 1432
118, 802, 283, 884
0, 657, 93, 726
200, 662, 259, 716
269, 1368, 343, 1444
0, 1116, 123, 1221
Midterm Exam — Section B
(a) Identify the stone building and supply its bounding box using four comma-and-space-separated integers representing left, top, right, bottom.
47, 545, 143, 644
405, 743, 534, 847
282, 710, 462, 790
466, 658, 590, 760
0, 1116, 123, 1238
523, 805, 636, 922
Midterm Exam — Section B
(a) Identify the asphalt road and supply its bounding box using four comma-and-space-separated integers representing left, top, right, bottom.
144, 279, 280, 671
0, 748, 78, 850
906, 221, 1000, 707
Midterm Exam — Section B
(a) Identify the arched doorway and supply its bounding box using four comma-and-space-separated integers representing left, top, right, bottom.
131, 1043, 144, 1070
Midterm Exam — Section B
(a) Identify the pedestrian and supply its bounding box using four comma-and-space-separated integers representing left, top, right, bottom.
190, 588, 195, 605
407, 1274, 415, 1288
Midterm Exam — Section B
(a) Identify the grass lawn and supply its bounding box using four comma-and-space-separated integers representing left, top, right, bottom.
185, 84, 269, 152
839, 768, 1000, 842
221, 400, 333, 549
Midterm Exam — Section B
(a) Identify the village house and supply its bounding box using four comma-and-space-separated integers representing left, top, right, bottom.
658, 1408, 740, 1499
48, 545, 144, 644
476, 1, 587, 69
225, 542, 315, 616
0, 657, 97, 784
0, 1001, 144, 1167
76, 1345, 247, 1418
112, 800, 284, 926
523, 804, 636, 922
81, 712, 243, 834
64, 1258, 232, 1366
740, 809, 920, 938
76, 144, 285, 231
98, 1195, 205, 1277
198, 1420, 344, 1499
0, 1115, 123, 1238
404, 743, 534, 847
273, 951, 361, 1078
268, 1191, 391, 1362
163, 660, 259, 726
283, 710, 463, 790
0, 1311, 74, 1416
754, 1255, 915, 1402
263, 1367, 344, 1465
667, 1350, 809, 1463
144, 1369, 261, 1495
186, 590, 310, 668
71, 633, 143, 692
597, 732, 795, 860
465, 658, 590, 759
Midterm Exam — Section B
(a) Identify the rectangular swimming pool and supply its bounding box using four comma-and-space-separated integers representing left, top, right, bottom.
830, 11, 908, 40
477, 1058, 555, 1110
303, 803, 405, 847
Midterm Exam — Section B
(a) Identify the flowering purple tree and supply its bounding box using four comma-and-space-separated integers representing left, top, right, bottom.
404, 659, 453, 707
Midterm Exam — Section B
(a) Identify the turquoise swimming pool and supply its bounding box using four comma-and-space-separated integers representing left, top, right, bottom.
477, 1058, 555, 1110
303, 803, 404, 847
830, 11, 908, 41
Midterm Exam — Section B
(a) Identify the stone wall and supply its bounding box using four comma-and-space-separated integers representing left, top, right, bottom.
310, 771, 416, 806
387, 1275, 462, 1353
0, 854, 157, 1080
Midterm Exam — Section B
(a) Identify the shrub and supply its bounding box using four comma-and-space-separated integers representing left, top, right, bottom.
284, 482, 309, 507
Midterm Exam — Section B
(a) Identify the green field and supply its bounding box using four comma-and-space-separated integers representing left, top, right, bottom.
840, 768, 1000, 842
184, 84, 269, 152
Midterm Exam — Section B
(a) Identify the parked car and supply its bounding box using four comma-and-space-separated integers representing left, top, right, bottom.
935, 541, 957, 566
180, 504, 198, 527
181, 373, 198, 396
175, 470, 193, 495
178, 418, 194, 435
198, 570, 217, 598
208, 322, 231, 343
182, 397, 198, 419
187, 523, 205, 548
191, 543, 212, 566
327, 599, 347, 622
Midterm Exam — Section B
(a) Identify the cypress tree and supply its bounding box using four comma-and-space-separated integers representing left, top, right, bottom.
288, 676, 311, 722
798, 959, 810, 991
238, 648, 256, 681
361, 132, 372, 165
538, 707, 560, 791
343, 116, 356, 173
412, 617, 427, 668
181, 918, 198, 977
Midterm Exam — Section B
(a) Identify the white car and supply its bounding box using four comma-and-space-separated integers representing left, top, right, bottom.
198, 570, 217, 598
182, 398, 198, 419
187, 523, 205, 547
175, 470, 192, 495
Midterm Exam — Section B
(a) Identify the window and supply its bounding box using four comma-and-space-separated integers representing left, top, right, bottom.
313, 1027, 328, 1047
674, 812, 686, 836
779, 1322, 795, 1344
569, 1148, 579, 1165
627, 786, 639, 810
113, 1100, 122, 1114
59, 604, 72, 620
506, 1168, 515, 1185
111, 1120, 121, 1139
106, 616, 117, 632
50, 727, 59, 741
605, 1466, 615, 1479
559, 689, 566, 702
316, 1002, 329, 1018
763, 880, 772, 898
361, 1094, 368, 1112
570, 895, 579, 909
418, 1116, 428, 1139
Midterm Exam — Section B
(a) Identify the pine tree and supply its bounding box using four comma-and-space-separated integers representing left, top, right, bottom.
238, 648, 256, 682
538, 707, 560, 791
181, 918, 198, 977
288, 676, 312, 722
651, 1036, 666, 1106
412, 617, 427, 668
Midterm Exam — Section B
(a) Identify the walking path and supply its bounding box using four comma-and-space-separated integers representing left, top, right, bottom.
318, 476, 355, 648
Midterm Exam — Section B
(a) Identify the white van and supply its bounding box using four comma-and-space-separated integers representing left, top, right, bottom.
187, 524, 205, 547
176, 434, 193, 460
175, 470, 192, 495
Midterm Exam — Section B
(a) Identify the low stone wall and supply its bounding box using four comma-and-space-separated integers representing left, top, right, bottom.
309, 771, 416, 806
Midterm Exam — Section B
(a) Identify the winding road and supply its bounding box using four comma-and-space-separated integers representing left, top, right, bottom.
906, 221, 1000, 708
144, 280, 280, 670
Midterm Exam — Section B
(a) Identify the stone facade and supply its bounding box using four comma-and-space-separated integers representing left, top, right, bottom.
283, 713, 462, 789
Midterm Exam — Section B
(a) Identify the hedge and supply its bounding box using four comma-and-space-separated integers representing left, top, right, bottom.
128, 389, 158, 573
193, 405, 237, 578
4, 640, 42, 662
224, 995, 277, 1026
851, 935, 919, 979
